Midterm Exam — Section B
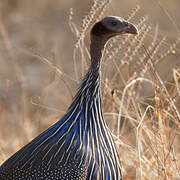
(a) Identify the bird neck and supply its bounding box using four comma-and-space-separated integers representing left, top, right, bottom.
68, 36, 108, 118
68, 37, 107, 113
90, 36, 106, 70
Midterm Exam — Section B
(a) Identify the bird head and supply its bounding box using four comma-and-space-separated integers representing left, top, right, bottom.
91, 16, 138, 41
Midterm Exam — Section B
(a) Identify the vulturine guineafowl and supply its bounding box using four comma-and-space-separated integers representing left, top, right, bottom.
0, 16, 138, 180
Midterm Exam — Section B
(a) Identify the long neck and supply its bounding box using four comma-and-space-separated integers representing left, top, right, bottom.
71, 36, 106, 107
90, 36, 106, 70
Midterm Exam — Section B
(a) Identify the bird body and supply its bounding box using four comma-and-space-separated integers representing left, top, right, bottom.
0, 16, 138, 180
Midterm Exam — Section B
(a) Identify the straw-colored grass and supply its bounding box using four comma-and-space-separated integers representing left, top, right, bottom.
0, 0, 180, 179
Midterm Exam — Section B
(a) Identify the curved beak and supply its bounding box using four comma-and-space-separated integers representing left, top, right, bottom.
125, 22, 138, 35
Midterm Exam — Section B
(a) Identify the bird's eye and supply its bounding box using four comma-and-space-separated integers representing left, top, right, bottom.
111, 21, 117, 26
124, 21, 129, 26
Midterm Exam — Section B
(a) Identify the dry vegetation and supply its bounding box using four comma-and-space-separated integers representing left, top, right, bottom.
0, 0, 180, 179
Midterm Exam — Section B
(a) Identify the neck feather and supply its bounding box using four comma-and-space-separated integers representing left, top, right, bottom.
70, 36, 107, 106
90, 36, 106, 70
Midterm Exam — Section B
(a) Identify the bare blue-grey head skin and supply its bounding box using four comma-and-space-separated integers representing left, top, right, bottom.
91, 16, 138, 38
0, 16, 138, 180
90, 16, 138, 68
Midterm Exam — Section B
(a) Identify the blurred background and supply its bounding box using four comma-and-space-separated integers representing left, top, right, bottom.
0, 0, 180, 179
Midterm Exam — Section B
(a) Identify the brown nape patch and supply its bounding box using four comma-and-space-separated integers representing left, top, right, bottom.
91, 22, 111, 36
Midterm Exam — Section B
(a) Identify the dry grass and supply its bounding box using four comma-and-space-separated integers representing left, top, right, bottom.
0, 0, 180, 179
